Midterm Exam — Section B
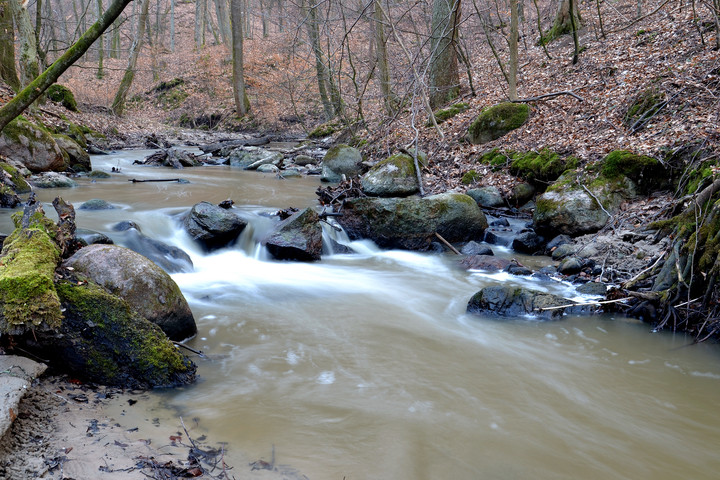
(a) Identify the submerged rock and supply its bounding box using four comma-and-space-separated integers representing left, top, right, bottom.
113, 222, 193, 273
76, 228, 114, 246
79, 199, 116, 210
466, 285, 591, 319
64, 244, 197, 341
263, 208, 323, 261
338, 192, 488, 250
182, 201, 247, 251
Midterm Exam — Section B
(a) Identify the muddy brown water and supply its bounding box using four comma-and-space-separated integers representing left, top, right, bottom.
2, 150, 720, 479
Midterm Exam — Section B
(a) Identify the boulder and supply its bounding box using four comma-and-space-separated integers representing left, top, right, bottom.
263, 208, 323, 261
294, 154, 317, 166
182, 201, 247, 251
321, 144, 362, 182
460, 241, 494, 256
507, 182, 536, 207
63, 244, 197, 341
534, 171, 636, 237
361, 153, 419, 197
557, 256, 583, 275
113, 222, 193, 273
1, 161, 31, 194
467, 102, 530, 145
53, 134, 91, 172
467, 285, 591, 319
0, 118, 65, 172
466, 186, 505, 208
551, 243, 575, 260
512, 231, 545, 254
460, 255, 512, 271
576, 282, 607, 296
484, 228, 513, 247
79, 199, 116, 210
337, 192, 488, 250
546, 234, 573, 251
76, 228, 113, 246
42, 279, 196, 388
28, 172, 77, 188
228, 146, 283, 170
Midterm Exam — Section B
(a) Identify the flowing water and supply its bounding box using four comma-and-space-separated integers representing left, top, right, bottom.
3, 150, 720, 479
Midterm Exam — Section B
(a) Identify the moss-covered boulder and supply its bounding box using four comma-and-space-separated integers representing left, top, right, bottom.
309, 122, 340, 138
263, 208, 323, 261
428, 102, 469, 126
28, 172, 77, 188
63, 244, 197, 341
509, 149, 579, 186
53, 134, 91, 172
321, 144, 363, 182
533, 171, 637, 237
0, 205, 62, 335
47, 84, 78, 112
361, 153, 419, 197
337, 192, 488, 250
182, 201, 248, 252
43, 280, 196, 388
600, 150, 669, 194
467, 103, 529, 145
1, 161, 31, 194
0, 118, 65, 172
466, 186, 505, 208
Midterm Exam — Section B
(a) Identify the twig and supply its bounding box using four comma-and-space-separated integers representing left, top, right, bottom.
514, 90, 584, 103
537, 298, 628, 311
174, 343, 206, 358
128, 178, 182, 183
434, 232, 460, 254
580, 182, 614, 226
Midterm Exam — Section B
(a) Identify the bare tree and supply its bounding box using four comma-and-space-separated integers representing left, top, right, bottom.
111, 0, 151, 115
428, 0, 461, 109
230, 0, 250, 115
0, 0, 20, 91
10, 0, 40, 88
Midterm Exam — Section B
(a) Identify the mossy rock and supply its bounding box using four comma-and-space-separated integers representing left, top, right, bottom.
321, 144, 363, 182
623, 87, 666, 129
467, 103, 529, 144
0, 118, 65, 172
0, 210, 62, 335
361, 153, 420, 196
309, 122, 340, 139
683, 161, 718, 195
0, 161, 31, 194
88, 170, 111, 179
462, 169, 480, 185
428, 102, 469, 126
47, 84, 78, 112
509, 149, 579, 186
479, 148, 512, 170
49, 280, 196, 388
52, 134, 91, 172
600, 150, 669, 194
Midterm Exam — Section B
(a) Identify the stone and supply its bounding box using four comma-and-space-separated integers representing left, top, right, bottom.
182, 201, 247, 252
53, 134, 91, 172
512, 231, 545, 254
294, 154, 317, 166
546, 234, 573, 251
64, 244, 197, 341
263, 208, 323, 261
79, 199, 116, 210
337, 192, 488, 250
0, 356, 47, 439
0, 118, 65, 172
76, 228, 113, 246
257, 164, 280, 173
28, 172, 77, 188
467, 285, 592, 319
461, 241, 494, 256
466, 186, 505, 208
321, 144, 363, 182
484, 229, 514, 247
508, 182, 536, 207
576, 282, 607, 296
114, 224, 193, 273
459, 255, 512, 271
361, 153, 419, 197
551, 243, 575, 260
558, 256, 583, 275
228, 146, 283, 170
467, 102, 530, 144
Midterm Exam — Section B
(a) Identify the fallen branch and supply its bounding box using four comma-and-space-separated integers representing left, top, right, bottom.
174, 343, 206, 358
128, 178, 182, 183
621, 248, 669, 289
537, 297, 628, 311
434, 232, 461, 255
513, 90, 584, 103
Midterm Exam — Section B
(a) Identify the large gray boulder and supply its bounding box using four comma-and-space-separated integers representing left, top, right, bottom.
63, 244, 197, 341
53, 134, 91, 172
182, 201, 247, 251
263, 208, 323, 261
28, 172, 77, 188
466, 186, 505, 208
466, 285, 592, 319
534, 172, 636, 237
0, 118, 65, 172
337, 192, 488, 250
321, 144, 362, 182
361, 153, 419, 197
228, 146, 283, 170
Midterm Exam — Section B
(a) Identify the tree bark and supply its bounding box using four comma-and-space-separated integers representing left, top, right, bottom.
10, 0, 41, 88
0, 0, 20, 91
195, 0, 206, 48
374, 0, 396, 114
0, 0, 135, 133
230, 0, 249, 115
96, 0, 104, 78
111, 0, 150, 115
428, 0, 461, 109
303, 0, 334, 120
540, 0, 582, 45
509, 0, 519, 100
215, 0, 231, 45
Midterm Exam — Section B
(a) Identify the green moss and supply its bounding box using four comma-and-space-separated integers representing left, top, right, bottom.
462, 169, 480, 185
684, 162, 717, 195
0, 221, 62, 334
601, 150, 667, 193
467, 103, 529, 144
509, 149, 578, 186
0, 162, 31, 193
47, 84, 78, 112
428, 102, 469, 126
158, 88, 189, 110
478, 148, 511, 170
88, 170, 111, 179
309, 122, 340, 138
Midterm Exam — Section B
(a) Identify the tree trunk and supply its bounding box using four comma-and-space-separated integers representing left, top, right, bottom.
508, 0, 518, 100
10, 0, 41, 88
230, 0, 249, 115
215, 0, 231, 45
195, 0, 206, 48
539, 0, 582, 45
96, 0, 104, 78
170, 0, 175, 51
0, 0, 135, 133
0, 0, 20, 91
374, 0, 396, 114
303, 0, 334, 120
428, 0, 461, 109
111, 0, 150, 115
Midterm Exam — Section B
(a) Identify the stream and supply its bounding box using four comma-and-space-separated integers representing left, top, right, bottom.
2, 149, 720, 479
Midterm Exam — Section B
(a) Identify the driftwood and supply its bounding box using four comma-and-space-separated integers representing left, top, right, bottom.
434, 232, 461, 255
199, 135, 275, 155
128, 178, 183, 183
